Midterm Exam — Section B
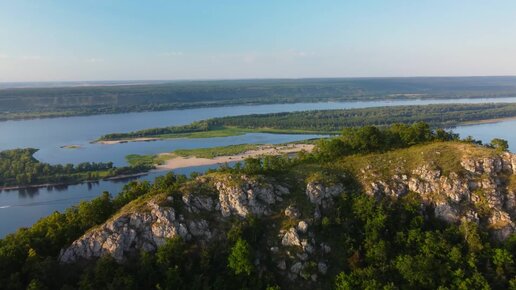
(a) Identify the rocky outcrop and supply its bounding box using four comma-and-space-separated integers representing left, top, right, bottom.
306, 181, 344, 221
215, 175, 288, 217
305, 182, 343, 208
59, 151, 516, 270
364, 153, 516, 240
60, 174, 290, 263
60, 199, 192, 263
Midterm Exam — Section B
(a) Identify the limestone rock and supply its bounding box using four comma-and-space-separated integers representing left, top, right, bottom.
306, 182, 343, 208
284, 205, 301, 218
282, 227, 301, 247
215, 175, 286, 218
60, 200, 189, 263
297, 221, 308, 234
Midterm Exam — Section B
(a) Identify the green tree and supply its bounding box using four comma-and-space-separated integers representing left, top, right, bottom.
491, 138, 509, 152
228, 238, 254, 276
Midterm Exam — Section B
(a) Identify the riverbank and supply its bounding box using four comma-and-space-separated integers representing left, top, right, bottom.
155, 144, 314, 170
460, 116, 516, 126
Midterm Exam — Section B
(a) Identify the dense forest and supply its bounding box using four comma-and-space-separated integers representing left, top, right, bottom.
99, 103, 516, 140
0, 148, 151, 187
2, 76, 516, 120
1, 123, 515, 289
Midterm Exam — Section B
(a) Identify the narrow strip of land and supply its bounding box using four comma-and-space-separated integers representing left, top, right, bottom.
96, 103, 516, 143
134, 144, 315, 170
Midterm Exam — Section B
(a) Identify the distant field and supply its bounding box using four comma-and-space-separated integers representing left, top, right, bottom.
2, 76, 516, 120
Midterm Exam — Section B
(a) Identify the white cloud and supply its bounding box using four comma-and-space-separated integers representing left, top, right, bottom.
0, 53, 9, 59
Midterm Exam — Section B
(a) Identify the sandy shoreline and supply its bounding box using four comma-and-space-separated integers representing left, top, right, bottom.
460, 116, 516, 126
155, 144, 314, 170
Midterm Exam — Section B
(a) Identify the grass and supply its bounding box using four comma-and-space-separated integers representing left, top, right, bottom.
125, 144, 262, 167
60, 145, 81, 149
100, 126, 329, 141
153, 126, 328, 139
126, 154, 169, 167
339, 142, 496, 181
174, 144, 262, 159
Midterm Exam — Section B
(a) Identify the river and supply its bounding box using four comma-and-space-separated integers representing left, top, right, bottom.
1, 98, 516, 237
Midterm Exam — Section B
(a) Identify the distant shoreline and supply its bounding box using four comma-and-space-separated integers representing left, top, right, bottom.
459, 116, 516, 126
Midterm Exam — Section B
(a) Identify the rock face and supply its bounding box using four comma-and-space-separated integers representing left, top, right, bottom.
59, 151, 516, 270
215, 175, 288, 217
364, 153, 516, 240
306, 181, 344, 221
60, 174, 288, 263
306, 182, 343, 208
60, 200, 191, 263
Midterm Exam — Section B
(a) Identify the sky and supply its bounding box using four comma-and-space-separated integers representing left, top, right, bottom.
1, 0, 516, 82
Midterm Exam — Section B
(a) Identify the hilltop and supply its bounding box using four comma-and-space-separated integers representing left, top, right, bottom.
1, 124, 515, 289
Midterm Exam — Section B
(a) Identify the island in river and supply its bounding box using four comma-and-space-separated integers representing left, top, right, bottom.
95, 103, 516, 143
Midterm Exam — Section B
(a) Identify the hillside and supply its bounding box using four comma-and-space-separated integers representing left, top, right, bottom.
1, 125, 515, 289
3, 76, 516, 121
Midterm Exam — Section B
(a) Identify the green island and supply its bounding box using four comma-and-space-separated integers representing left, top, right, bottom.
0, 148, 151, 188
3, 77, 516, 121
1, 122, 515, 289
98, 103, 516, 142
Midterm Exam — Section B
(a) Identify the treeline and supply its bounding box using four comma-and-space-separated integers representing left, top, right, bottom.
3, 76, 516, 120
101, 121, 210, 140
211, 103, 516, 131
0, 148, 151, 187
99, 103, 516, 140
312, 122, 459, 161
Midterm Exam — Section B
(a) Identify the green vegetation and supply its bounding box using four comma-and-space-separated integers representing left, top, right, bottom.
228, 238, 254, 276
0, 148, 151, 187
1, 123, 515, 289
3, 77, 516, 121
174, 144, 261, 159
126, 144, 261, 168
98, 103, 516, 141
126, 154, 166, 167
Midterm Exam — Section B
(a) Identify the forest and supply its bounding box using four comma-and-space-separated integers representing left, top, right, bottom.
99, 103, 516, 140
0, 148, 151, 187
2, 76, 516, 120
1, 123, 514, 289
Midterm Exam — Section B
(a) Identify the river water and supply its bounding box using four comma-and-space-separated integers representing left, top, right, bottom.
1, 98, 516, 237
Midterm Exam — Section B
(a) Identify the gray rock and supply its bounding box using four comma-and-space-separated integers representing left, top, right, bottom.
290, 262, 303, 274
306, 182, 343, 208
277, 260, 287, 270
215, 175, 281, 218
318, 262, 328, 274
60, 200, 188, 263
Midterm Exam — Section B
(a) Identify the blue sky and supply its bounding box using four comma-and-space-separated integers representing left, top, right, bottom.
1, 0, 516, 81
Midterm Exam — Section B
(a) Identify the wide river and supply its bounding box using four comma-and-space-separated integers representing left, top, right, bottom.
1, 97, 516, 237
